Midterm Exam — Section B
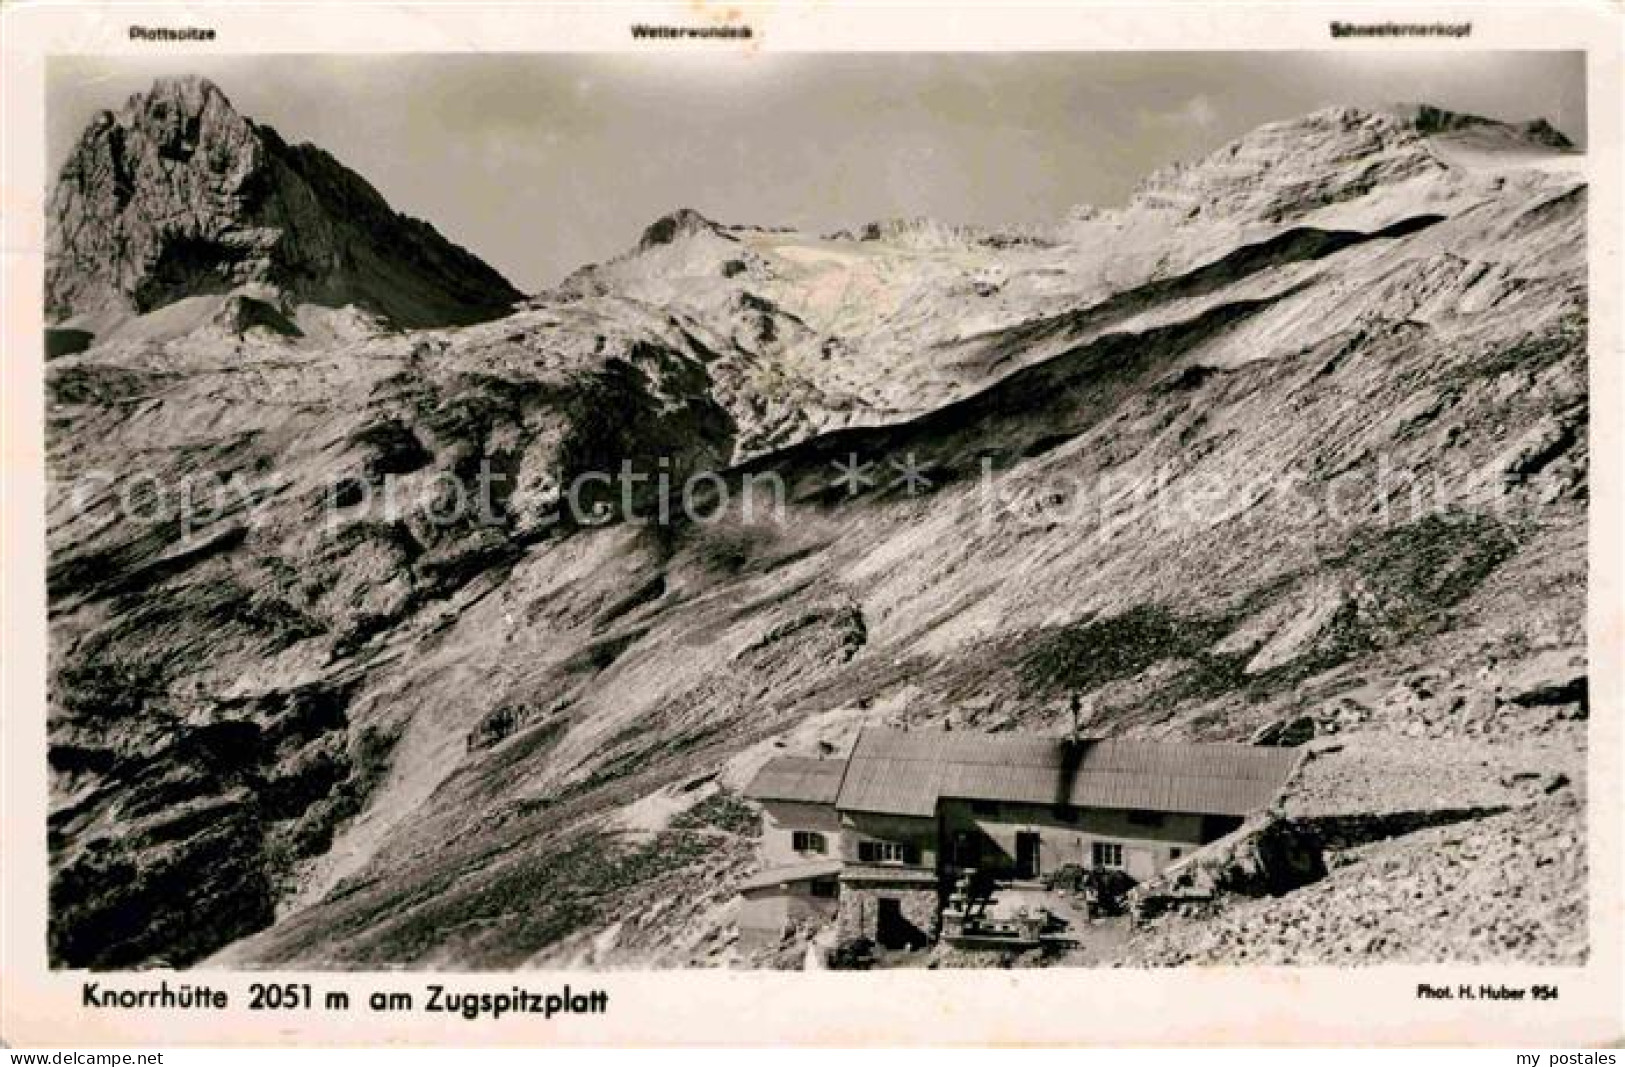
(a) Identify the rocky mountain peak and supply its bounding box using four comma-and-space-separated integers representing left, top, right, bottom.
47, 75, 523, 338
1520, 117, 1576, 149
638, 207, 730, 250
126, 74, 233, 128
1383, 101, 1499, 134
1381, 101, 1574, 148
1122, 102, 1575, 227
854, 215, 982, 249
1122, 104, 1440, 223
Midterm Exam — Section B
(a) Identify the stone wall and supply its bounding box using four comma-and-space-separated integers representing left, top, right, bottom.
837, 885, 939, 948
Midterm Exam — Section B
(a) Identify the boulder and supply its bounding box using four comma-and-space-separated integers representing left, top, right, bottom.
1130, 815, 1327, 921
1251, 716, 1318, 747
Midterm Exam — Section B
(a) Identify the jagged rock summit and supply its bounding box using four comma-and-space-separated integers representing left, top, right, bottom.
46, 76, 523, 343
637, 207, 733, 250
1384, 101, 1575, 148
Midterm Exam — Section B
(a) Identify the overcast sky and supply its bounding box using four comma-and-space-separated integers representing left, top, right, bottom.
49, 53, 1586, 291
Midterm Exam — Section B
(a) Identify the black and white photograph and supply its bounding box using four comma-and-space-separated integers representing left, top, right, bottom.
5, 0, 1622, 1050
35, 47, 1595, 978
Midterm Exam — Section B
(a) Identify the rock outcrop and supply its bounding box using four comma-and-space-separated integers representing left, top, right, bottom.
46, 76, 522, 337
1118, 793, 1585, 966
1119, 103, 1575, 226
1128, 815, 1329, 917
637, 207, 733, 250
1390, 102, 1574, 148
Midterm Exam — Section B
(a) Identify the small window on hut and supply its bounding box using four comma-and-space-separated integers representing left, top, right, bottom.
791, 831, 827, 854
1092, 842, 1124, 869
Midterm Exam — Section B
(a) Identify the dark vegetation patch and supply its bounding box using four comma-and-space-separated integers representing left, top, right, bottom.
45, 328, 96, 359
1295, 806, 1514, 851
758, 543, 828, 573
48, 364, 176, 406
417, 383, 517, 462
365, 825, 736, 968
1445, 315, 1583, 387
47, 743, 116, 777
1338, 513, 1517, 640
669, 790, 760, 836
1505, 412, 1582, 480
1503, 184, 1585, 235
263, 720, 401, 886
468, 704, 526, 751
55, 658, 166, 720
1010, 514, 1517, 729
1018, 604, 1229, 698
331, 478, 366, 508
